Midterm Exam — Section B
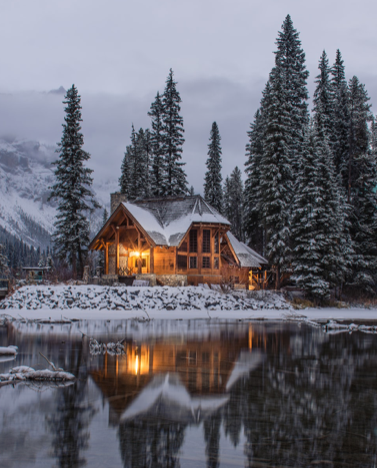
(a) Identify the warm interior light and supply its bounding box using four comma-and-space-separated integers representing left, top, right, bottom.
135, 355, 139, 375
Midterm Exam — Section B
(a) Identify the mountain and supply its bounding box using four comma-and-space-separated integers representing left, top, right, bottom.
0, 137, 117, 250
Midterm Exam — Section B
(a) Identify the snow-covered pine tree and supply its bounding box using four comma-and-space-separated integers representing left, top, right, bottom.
244, 107, 265, 255
0, 243, 9, 276
49, 85, 100, 278
143, 128, 152, 198
119, 125, 136, 199
223, 176, 231, 221
131, 128, 149, 200
347, 79, 377, 291
161, 69, 188, 196
224, 167, 244, 242
259, 66, 292, 288
331, 50, 350, 179
102, 208, 108, 227
291, 120, 349, 303
148, 91, 165, 197
204, 122, 223, 213
347, 76, 372, 203
119, 125, 151, 200
313, 51, 334, 143
291, 127, 329, 301
275, 14, 309, 172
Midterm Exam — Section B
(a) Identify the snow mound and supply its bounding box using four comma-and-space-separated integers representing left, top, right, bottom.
0, 366, 75, 385
0, 285, 290, 312
0, 345, 18, 355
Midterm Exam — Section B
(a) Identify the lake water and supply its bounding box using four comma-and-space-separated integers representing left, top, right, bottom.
0, 319, 377, 467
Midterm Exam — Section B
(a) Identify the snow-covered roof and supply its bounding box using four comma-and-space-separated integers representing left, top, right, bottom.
124, 195, 230, 247
226, 350, 265, 391
226, 232, 268, 268
120, 373, 229, 423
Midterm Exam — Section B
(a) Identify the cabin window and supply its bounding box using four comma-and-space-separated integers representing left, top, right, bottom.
177, 255, 187, 270
202, 229, 211, 253
189, 230, 198, 253
214, 257, 219, 269
189, 256, 197, 269
214, 232, 219, 254
178, 241, 187, 253
202, 352, 210, 364
202, 256, 210, 269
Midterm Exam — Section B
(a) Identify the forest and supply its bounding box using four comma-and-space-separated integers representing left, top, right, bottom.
1, 14, 377, 303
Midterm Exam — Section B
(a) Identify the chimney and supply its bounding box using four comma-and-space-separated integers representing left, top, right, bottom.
110, 192, 127, 214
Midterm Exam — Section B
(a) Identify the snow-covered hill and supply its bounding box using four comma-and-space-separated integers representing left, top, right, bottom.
0, 137, 117, 249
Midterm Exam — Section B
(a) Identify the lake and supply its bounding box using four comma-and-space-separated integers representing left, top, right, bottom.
0, 318, 376, 467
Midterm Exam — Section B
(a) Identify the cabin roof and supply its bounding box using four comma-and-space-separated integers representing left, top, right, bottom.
226, 232, 268, 268
123, 195, 230, 247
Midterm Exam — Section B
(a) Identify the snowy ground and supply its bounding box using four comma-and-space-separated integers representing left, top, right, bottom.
0, 284, 377, 323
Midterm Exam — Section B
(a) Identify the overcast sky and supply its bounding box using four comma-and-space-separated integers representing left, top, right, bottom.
1, 0, 377, 193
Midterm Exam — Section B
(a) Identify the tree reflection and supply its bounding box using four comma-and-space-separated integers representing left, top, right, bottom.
203, 412, 221, 468
47, 339, 96, 468
119, 419, 186, 468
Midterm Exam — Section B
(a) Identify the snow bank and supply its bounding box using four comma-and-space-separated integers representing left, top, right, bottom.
0, 345, 18, 355
0, 285, 290, 315
0, 366, 75, 386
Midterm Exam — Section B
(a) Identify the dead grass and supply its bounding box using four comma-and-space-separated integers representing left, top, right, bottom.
291, 297, 315, 309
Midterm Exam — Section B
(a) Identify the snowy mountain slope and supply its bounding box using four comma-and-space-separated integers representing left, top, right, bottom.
0, 137, 117, 249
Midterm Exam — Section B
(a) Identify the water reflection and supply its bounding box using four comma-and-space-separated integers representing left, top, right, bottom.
1, 320, 377, 467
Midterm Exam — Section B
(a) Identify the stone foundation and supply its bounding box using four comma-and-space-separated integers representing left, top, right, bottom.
155, 274, 188, 287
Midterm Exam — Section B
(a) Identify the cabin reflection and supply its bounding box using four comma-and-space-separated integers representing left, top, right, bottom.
90, 324, 268, 426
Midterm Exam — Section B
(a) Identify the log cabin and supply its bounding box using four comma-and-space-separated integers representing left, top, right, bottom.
89, 193, 267, 287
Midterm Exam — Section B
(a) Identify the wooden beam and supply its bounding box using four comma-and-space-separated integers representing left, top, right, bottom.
150, 247, 154, 274
138, 230, 142, 274
105, 242, 109, 275
116, 229, 120, 274
198, 226, 202, 274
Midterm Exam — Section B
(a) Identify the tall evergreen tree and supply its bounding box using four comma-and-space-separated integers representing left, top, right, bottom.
161, 69, 188, 196
331, 50, 350, 178
291, 123, 349, 302
347, 79, 377, 290
204, 122, 223, 213
49, 85, 99, 278
148, 91, 165, 197
313, 51, 334, 142
259, 66, 292, 287
244, 107, 265, 254
119, 125, 152, 200
275, 14, 309, 161
224, 167, 244, 242
0, 243, 9, 276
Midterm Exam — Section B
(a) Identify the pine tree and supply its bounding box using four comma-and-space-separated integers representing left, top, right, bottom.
224, 167, 244, 241
119, 125, 151, 200
102, 208, 108, 227
331, 50, 350, 178
161, 69, 188, 196
131, 128, 149, 199
0, 243, 9, 276
244, 107, 265, 254
313, 51, 334, 143
347, 80, 377, 291
148, 92, 165, 197
275, 14, 309, 162
291, 123, 349, 302
259, 66, 292, 287
204, 122, 223, 213
49, 85, 100, 278
119, 126, 135, 199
